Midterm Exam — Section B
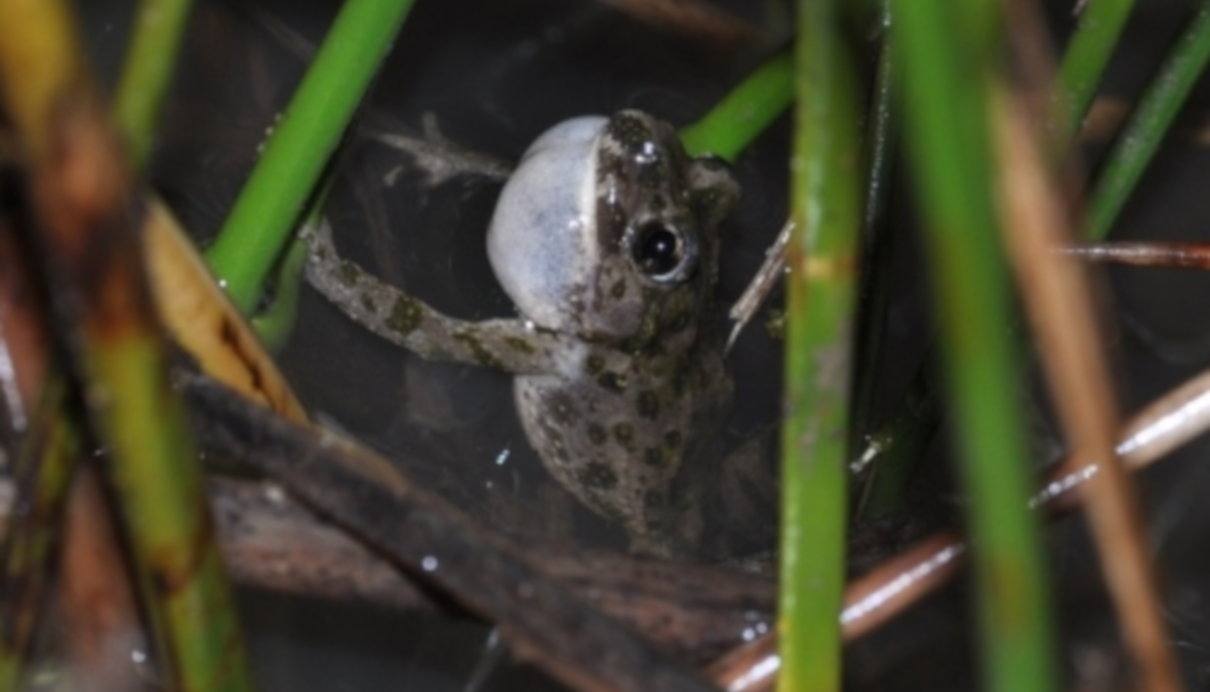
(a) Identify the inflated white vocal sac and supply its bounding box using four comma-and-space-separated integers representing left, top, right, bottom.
487, 115, 608, 334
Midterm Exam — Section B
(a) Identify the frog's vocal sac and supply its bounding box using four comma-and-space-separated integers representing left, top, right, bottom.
305, 110, 740, 555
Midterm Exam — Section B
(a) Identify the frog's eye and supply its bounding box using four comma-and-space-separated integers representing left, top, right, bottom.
632, 221, 684, 278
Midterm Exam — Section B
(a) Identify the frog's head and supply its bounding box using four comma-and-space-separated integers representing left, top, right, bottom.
487, 110, 739, 347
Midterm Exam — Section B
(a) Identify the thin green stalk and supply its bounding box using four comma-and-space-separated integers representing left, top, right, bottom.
250, 229, 310, 351
94, 336, 249, 692
855, 0, 1139, 521
205, 0, 417, 314
112, 0, 195, 168
2, 7, 200, 675
893, 1, 1057, 691
850, 26, 898, 452
679, 51, 793, 162
855, 354, 939, 520
778, 1, 860, 689
0, 1, 252, 688
250, 178, 336, 350
1086, 1, 1210, 240
1056, 0, 1136, 141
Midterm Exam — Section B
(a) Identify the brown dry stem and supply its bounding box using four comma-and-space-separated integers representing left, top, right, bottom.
993, 86, 1179, 692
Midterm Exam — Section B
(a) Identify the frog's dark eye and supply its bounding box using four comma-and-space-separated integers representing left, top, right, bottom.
633, 222, 681, 277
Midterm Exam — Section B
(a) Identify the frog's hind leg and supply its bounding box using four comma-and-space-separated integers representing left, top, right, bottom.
302, 218, 577, 376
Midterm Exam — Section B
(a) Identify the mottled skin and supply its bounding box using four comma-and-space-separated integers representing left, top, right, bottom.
305, 111, 739, 553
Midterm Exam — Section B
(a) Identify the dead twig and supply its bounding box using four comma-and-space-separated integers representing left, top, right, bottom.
708, 364, 1210, 691
593, 0, 758, 47
993, 87, 1179, 691
178, 370, 716, 692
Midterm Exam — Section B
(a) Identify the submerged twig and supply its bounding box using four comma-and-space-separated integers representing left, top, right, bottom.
594, 0, 759, 47
180, 372, 716, 691
3, 465, 780, 664
709, 364, 1210, 691
727, 219, 789, 351
1061, 241, 1210, 268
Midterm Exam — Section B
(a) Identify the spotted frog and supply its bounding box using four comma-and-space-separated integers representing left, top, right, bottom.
305, 110, 741, 554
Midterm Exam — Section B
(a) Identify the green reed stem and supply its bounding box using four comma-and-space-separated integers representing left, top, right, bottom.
1056, 0, 1136, 141
94, 336, 251, 692
111, 0, 195, 168
205, 0, 417, 314
1086, 2, 1210, 240
777, 2, 861, 690
893, 1, 1057, 690
680, 51, 793, 162
850, 20, 900, 469
0, 2, 254, 688
250, 180, 333, 349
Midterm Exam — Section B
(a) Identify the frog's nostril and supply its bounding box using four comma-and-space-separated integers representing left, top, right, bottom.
634, 222, 681, 276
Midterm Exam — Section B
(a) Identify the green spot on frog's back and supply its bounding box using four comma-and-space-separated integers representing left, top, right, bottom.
386, 295, 423, 335
598, 371, 626, 392
587, 423, 607, 445
637, 390, 660, 419
612, 422, 635, 449
610, 278, 626, 299
579, 462, 618, 490
643, 447, 665, 467
359, 293, 376, 313
504, 336, 536, 354
338, 260, 361, 287
643, 489, 665, 509
586, 354, 605, 375
453, 330, 501, 368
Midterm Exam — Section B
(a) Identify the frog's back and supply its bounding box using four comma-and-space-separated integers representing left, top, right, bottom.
512, 341, 729, 552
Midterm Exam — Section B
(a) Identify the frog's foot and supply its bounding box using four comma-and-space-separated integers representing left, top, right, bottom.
301, 218, 577, 376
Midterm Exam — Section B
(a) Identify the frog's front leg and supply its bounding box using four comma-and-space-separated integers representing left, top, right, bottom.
303, 219, 578, 376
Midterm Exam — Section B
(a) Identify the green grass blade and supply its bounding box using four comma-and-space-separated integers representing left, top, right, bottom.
680, 51, 793, 162
1086, 2, 1210, 240
893, 1, 1058, 690
205, 0, 417, 314
777, 1, 861, 689
0, 2, 254, 687
112, 0, 195, 168
1056, 0, 1137, 140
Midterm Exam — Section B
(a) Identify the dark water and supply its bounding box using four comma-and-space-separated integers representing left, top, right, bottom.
122, 1, 791, 689
150, 0, 793, 557
70, 0, 1210, 689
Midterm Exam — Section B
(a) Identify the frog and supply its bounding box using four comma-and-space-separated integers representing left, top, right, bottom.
303, 110, 742, 555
